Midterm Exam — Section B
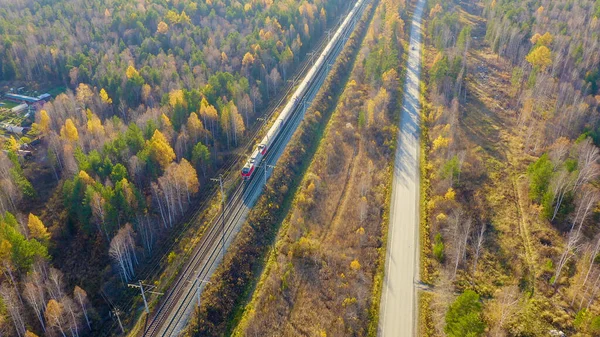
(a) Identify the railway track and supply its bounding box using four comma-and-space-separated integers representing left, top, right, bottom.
141, 1, 369, 335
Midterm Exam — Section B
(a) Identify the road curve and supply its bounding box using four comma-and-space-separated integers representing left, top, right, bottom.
378, 0, 426, 336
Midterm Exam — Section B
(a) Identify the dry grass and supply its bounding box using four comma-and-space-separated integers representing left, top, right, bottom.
230, 1, 407, 335
422, 6, 577, 334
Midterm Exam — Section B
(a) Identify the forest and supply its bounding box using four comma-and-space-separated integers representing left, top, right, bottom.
183, 0, 406, 335
0, 0, 352, 335
421, 0, 600, 335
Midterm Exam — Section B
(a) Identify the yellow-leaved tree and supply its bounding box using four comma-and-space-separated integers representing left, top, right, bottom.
7, 136, 19, 152
45, 299, 65, 336
157, 21, 169, 34
530, 32, 553, 47
148, 130, 176, 169
75, 83, 93, 106
60, 118, 79, 142
99, 88, 113, 104
161, 113, 173, 130
126, 65, 139, 79
39, 110, 51, 133
169, 89, 184, 107
28, 213, 50, 241
86, 110, 105, 136
526, 45, 552, 71
187, 112, 206, 142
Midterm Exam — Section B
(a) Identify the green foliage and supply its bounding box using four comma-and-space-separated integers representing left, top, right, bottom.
364, 35, 400, 82
429, 12, 460, 50
456, 26, 472, 53
0, 212, 48, 271
591, 315, 600, 334
125, 123, 146, 153
192, 142, 211, 175
433, 233, 445, 262
540, 190, 554, 219
430, 55, 449, 87
63, 176, 92, 233
440, 155, 461, 183
574, 309, 589, 329
189, 8, 370, 335
444, 290, 485, 337
358, 110, 366, 129
511, 67, 524, 90
110, 163, 128, 183
167, 251, 177, 264
564, 158, 577, 172
7, 151, 36, 198
527, 153, 553, 202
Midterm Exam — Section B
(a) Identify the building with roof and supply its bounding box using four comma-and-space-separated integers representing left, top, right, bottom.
4, 93, 51, 104
5, 93, 40, 104
11, 103, 28, 114
38, 93, 51, 101
1, 123, 25, 135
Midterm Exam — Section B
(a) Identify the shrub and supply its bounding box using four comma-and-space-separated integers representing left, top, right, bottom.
527, 153, 553, 202
444, 290, 485, 337
433, 233, 445, 262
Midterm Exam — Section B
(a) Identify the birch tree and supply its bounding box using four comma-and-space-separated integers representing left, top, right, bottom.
23, 275, 46, 332
0, 284, 25, 337
472, 223, 486, 273
46, 268, 65, 301
45, 299, 67, 337
450, 210, 471, 280
73, 286, 91, 329
109, 224, 138, 283
553, 190, 599, 284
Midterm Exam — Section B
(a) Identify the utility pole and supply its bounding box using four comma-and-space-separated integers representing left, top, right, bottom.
257, 116, 268, 136
128, 281, 164, 314
307, 51, 316, 65
189, 275, 212, 307
263, 164, 276, 185
112, 308, 125, 333
211, 175, 225, 259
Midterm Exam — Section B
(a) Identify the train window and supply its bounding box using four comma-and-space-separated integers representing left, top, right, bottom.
242, 167, 250, 174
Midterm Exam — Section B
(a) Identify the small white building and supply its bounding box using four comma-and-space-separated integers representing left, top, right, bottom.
11, 103, 28, 114
1, 123, 24, 135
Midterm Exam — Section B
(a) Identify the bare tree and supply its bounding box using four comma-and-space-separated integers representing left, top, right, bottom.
23, 273, 46, 332
0, 284, 25, 337
549, 170, 573, 221
488, 285, 520, 336
450, 210, 471, 279
136, 213, 154, 255
553, 190, 599, 284
269, 68, 282, 96
573, 139, 599, 190
109, 224, 138, 283
73, 286, 91, 329
46, 268, 65, 301
90, 191, 109, 240
472, 223, 486, 273
62, 296, 81, 337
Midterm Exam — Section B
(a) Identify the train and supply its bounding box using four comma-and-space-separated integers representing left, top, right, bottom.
241, 0, 366, 180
